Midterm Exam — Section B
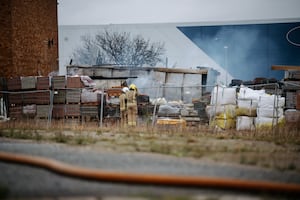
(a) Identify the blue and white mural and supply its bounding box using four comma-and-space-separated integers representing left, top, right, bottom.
178, 22, 300, 81
59, 22, 300, 85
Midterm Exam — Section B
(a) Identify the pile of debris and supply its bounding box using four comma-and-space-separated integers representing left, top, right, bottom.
154, 97, 209, 128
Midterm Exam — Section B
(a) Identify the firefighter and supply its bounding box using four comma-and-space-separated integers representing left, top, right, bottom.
119, 87, 129, 127
126, 84, 138, 126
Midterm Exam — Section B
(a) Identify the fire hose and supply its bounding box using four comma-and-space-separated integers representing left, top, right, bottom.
0, 151, 300, 194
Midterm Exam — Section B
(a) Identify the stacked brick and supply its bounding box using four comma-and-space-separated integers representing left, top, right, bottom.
283, 71, 300, 125
4, 75, 104, 121
6, 76, 51, 119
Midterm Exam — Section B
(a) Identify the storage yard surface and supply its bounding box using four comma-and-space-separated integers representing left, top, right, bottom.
0, 128, 300, 199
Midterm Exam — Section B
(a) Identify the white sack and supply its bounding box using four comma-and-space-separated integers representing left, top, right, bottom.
257, 107, 284, 118
255, 116, 285, 128
210, 86, 236, 105
206, 104, 236, 118
258, 95, 285, 108
238, 86, 265, 101
236, 116, 255, 131
237, 99, 258, 109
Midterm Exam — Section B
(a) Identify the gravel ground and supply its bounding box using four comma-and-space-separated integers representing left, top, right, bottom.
0, 138, 299, 199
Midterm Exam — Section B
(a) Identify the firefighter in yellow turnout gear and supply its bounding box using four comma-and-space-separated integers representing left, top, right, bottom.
119, 87, 129, 127
126, 84, 138, 127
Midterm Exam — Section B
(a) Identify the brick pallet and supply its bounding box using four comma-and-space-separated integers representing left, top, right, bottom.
52, 76, 65, 89
36, 105, 51, 119
36, 76, 50, 90
66, 89, 81, 103
7, 77, 21, 91
21, 76, 36, 90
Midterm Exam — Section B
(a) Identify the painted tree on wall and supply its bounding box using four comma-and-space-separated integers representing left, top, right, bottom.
72, 31, 165, 67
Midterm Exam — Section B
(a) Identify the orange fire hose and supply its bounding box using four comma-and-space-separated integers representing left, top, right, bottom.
0, 151, 299, 194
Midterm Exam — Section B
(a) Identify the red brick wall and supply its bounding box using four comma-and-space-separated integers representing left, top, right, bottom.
0, 0, 58, 78
0, 0, 13, 77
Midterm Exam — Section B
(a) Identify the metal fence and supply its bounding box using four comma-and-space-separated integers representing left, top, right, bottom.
1, 80, 300, 131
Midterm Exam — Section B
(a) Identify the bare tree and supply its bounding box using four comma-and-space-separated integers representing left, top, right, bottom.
72, 31, 165, 67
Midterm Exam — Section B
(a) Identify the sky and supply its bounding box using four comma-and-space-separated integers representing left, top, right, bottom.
58, 0, 300, 25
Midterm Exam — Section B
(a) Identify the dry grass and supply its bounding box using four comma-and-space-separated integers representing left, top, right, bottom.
0, 120, 300, 172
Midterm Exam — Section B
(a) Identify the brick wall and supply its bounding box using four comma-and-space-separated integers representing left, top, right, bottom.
0, 0, 58, 78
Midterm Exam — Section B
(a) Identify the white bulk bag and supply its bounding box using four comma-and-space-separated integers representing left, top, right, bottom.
236, 116, 255, 131
258, 95, 285, 108
255, 116, 285, 128
210, 86, 236, 105
206, 104, 236, 118
257, 107, 284, 118
238, 86, 265, 101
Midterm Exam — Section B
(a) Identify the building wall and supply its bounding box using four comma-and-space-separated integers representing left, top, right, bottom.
0, 0, 58, 78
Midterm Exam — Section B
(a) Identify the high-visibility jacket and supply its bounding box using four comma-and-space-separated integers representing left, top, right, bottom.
126, 90, 137, 107
119, 93, 127, 111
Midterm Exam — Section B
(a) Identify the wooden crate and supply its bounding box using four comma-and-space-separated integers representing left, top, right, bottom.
21, 76, 36, 90
37, 76, 50, 90
52, 76, 65, 89
66, 89, 81, 103
7, 77, 21, 91
66, 76, 83, 88
65, 104, 80, 117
